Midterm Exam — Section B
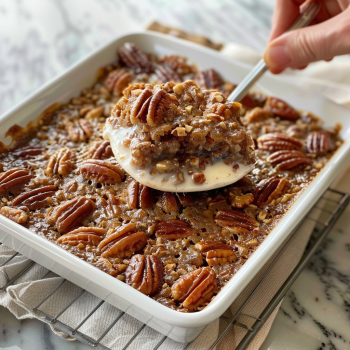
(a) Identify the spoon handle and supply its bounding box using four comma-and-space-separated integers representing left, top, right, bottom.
228, 0, 321, 103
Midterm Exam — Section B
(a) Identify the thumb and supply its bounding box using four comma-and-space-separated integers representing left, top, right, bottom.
264, 8, 350, 72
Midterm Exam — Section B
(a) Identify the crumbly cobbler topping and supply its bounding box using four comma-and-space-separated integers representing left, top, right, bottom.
108, 80, 255, 185
0, 42, 342, 312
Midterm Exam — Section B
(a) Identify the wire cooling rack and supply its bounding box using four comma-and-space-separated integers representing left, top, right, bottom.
1, 189, 349, 350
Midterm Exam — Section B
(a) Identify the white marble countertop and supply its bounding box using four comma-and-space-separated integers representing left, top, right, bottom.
1, 1, 350, 350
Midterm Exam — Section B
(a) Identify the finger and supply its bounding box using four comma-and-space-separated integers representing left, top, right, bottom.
297, 65, 308, 70
269, 0, 302, 42
264, 8, 350, 70
268, 0, 342, 42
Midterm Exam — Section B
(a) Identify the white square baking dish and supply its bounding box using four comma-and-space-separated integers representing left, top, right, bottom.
0, 32, 350, 343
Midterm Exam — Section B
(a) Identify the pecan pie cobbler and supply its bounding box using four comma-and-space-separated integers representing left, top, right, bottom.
107, 80, 255, 185
0, 42, 342, 312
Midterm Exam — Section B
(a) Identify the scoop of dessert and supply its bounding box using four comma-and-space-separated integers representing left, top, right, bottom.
103, 80, 255, 192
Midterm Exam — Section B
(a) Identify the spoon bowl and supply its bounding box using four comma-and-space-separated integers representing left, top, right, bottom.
104, 119, 255, 192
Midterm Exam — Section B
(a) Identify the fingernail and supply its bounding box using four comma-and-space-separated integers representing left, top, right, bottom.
264, 45, 291, 69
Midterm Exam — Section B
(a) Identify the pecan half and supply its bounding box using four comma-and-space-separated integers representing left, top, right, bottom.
147, 89, 166, 126
66, 119, 93, 142
257, 133, 303, 152
171, 266, 217, 310
154, 63, 181, 83
264, 96, 300, 120
46, 197, 95, 233
13, 146, 43, 158
125, 254, 164, 296
57, 227, 105, 247
267, 150, 312, 170
118, 42, 153, 73
155, 219, 195, 240
89, 140, 113, 159
127, 180, 154, 209
80, 159, 124, 184
0, 206, 28, 224
176, 193, 194, 206
195, 241, 236, 266
208, 195, 230, 211
253, 177, 291, 207
104, 69, 133, 95
306, 131, 334, 155
161, 192, 179, 213
160, 55, 193, 75
130, 88, 153, 124
195, 69, 223, 90
12, 185, 57, 210
98, 223, 148, 259
100, 193, 121, 218
45, 148, 74, 176
245, 107, 273, 123
215, 209, 259, 235
0, 168, 33, 194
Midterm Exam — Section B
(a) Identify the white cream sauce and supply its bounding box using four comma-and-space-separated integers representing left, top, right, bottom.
103, 120, 254, 192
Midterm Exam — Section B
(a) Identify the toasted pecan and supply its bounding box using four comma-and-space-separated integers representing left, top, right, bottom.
171, 267, 217, 310
125, 254, 164, 296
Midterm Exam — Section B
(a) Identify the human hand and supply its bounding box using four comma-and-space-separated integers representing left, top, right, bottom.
264, 0, 350, 73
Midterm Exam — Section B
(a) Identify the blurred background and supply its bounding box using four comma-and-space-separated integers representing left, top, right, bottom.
0, 0, 274, 115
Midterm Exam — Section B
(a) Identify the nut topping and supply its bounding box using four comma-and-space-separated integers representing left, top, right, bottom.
176, 193, 194, 206
57, 227, 105, 247
127, 180, 154, 209
12, 185, 57, 210
253, 177, 290, 207
195, 69, 223, 90
154, 63, 181, 83
66, 119, 94, 142
0, 168, 33, 194
45, 148, 74, 176
229, 193, 254, 209
257, 133, 303, 152
195, 241, 236, 266
125, 254, 164, 296
98, 223, 148, 259
147, 89, 166, 126
13, 146, 43, 158
46, 197, 95, 233
104, 69, 133, 95
207, 194, 230, 211
171, 266, 217, 310
306, 131, 334, 155
215, 209, 259, 235
267, 150, 312, 170
160, 55, 193, 75
264, 96, 300, 121
155, 219, 195, 240
245, 107, 273, 123
118, 42, 153, 73
130, 88, 153, 124
0, 206, 28, 224
80, 159, 124, 184
192, 173, 206, 184
161, 192, 180, 213
89, 140, 113, 159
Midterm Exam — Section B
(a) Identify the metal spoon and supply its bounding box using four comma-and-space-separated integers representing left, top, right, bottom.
104, 1, 320, 192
